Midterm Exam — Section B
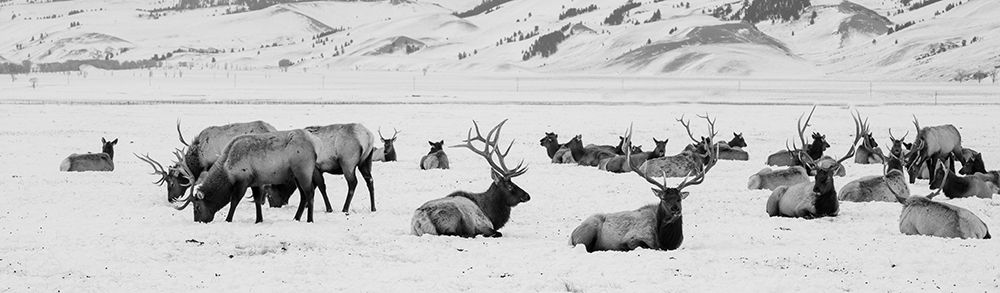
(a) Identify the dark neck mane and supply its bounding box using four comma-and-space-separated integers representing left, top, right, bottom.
812, 175, 839, 217
655, 205, 683, 250
453, 183, 512, 231
807, 140, 825, 160
543, 140, 561, 159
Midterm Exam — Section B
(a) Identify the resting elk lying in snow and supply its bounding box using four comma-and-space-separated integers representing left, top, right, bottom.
566, 135, 618, 167
172, 129, 322, 223
747, 166, 810, 191
766, 111, 865, 218
935, 161, 998, 199
420, 140, 450, 170
599, 138, 667, 173
61, 137, 117, 172
905, 115, 963, 189
853, 130, 884, 165
412, 120, 529, 238
959, 148, 986, 175
539, 132, 575, 164
766, 106, 829, 167
372, 128, 400, 162
639, 115, 716, 178
885, 183, 991, 239
570, 122, 718, 252
136, 120, 276, 202
715, 132, 749, 161
838, 152, 909, 203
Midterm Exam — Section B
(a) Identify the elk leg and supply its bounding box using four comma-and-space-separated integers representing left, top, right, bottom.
358, 157, 376, 212
251, 187, 264, 223
226, 184, 249, 222
928, 157, 941, 189
341, 169, 359, 214
312, 170, 332, 213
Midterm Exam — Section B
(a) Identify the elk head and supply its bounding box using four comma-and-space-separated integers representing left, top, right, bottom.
427, 140, 444, 154
629, 115, 718, 225
101, 137, 118, 159
797, 111, 866, 183
888, 129, 910, 157
539, 132, 558, 147
453, 119, 530, 206
135, 148, 196, 203
378, 127, 400, 155
729, 133, 747, 148
651, 138, 668, 157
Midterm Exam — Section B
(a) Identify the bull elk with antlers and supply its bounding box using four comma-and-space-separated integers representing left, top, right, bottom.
412, 120, 529, 238
372, 128, 400, 162
599, 138, 667, 173
172, 130, 322, 223
905, 116, 963, 189
639, 115, 716, 178
766, 111, 865, 218
854, 128, 884, 165
61, 138, 117, 172
136, 120, 276, 203
570, 121, 718, 252
885, 183, 991, 239
766, 106, 830, 167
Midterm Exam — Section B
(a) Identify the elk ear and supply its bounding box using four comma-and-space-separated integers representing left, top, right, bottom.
681, 192, 690, 200
111, 138, 118, 145
101, 137, 107, 144
428, 141, 433, 146
438, 140, 444, 145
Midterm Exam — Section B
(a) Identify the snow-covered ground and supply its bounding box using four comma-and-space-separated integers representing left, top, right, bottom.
1, 72, 999, 291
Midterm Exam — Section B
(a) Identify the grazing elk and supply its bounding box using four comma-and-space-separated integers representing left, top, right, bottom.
747, 166, 810, 191
766, 112, 864, 218
885, 183, 991, 239
411, 120, 529, 238
905, 115, 963, 189
934, 161, 997, 199
540, 132, 575, 164
420, 140, 450, 170
61, 138, 117, 172
373, 128, 400, 162
171, 130, 322, 223
570, 122, 718, 252
639, 116, 716, 177
599, 138, 667, 173
959, 149, 986, 175
567, 135, 618, 167
766, 106, 830, 167
137, 120, 276, 203
854, 130, 884, 164
838, 152, 909, 203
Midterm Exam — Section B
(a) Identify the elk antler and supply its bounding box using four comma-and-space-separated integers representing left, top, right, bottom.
676, 115, 700, 145
135, 153, 168, 185
176, 119, 190, 147
624, 124, 667, 191
677, 115, 719, 192
835, 110, 867, 165
452, 119, 527, 178
888, 129, 909, 142
378, 127, 400, 140
172, 148, 195, 186
797, 105, 817, 149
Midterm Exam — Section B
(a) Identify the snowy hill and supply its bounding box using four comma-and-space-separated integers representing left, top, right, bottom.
0, 0, 997, 80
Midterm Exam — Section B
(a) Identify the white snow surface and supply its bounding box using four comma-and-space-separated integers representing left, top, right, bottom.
1, 70, 1000, 291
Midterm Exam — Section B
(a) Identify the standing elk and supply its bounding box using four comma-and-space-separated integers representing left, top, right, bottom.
136, 120, 276, 203
885, 183, 991, 239
540, 132, 575, 164
599, 138, 667, 173
766, 106, 830, 167
639, 116, 716, 177
61, 138, 117, 172
570, 121, 718, 252
567, 135, 618, 167
295, 124, 376, 214
372, 128, 400, 162
934, 161, 997, 199
747, 166, 810, 191
838, 152, 909, 203
905, 115, 963, 189
171, 130, 322, 223
766, 112, 864, 218
412, 120, 529, 237
854, 130, 884, 164
420, 140, 450, 170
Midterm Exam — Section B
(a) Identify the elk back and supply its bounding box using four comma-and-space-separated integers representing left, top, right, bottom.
60, 153, 114, 172
420, 151, 449, 170
190, 121, 278, 171
718, 148, 749, 161
571, 204, 659, 252
899, 197, 990, 239
747, 167, 810, 191
838, 170, 908, 202
412, 196, 496, 237
639, 155, 698, 178
552, 147, 575, 164
766, 150, 799, 167
306, 124, 375, 173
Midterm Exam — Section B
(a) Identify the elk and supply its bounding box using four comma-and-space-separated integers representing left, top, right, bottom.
566, 135, 618, 167
854, 130, 884, 164
747, 166, 810, 191
934, 161, 997, 199
60, 138, 117, 172
420, 140, 450, 170
411, 119, 529, 237
905, 115, 963, 189
540, 132, 575, 164
296, 124, 376, 213
570, 121, 718, 252
171, 130, 322, 223
587, 136, 626, 155
137, 120, 276, 203
716, 132, 749, 161
838, 152, 909, 203
766, 112, 864, 218
639, 115, 715, 177
885, 182, 991, 239
599, 138, 667, 173
373, 128, 400, 162
766, 106, 830, 167
890, 129, 929, 179
959, 149, 986, 175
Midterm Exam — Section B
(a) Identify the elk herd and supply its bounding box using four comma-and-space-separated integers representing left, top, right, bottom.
56, 105, 991, 256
